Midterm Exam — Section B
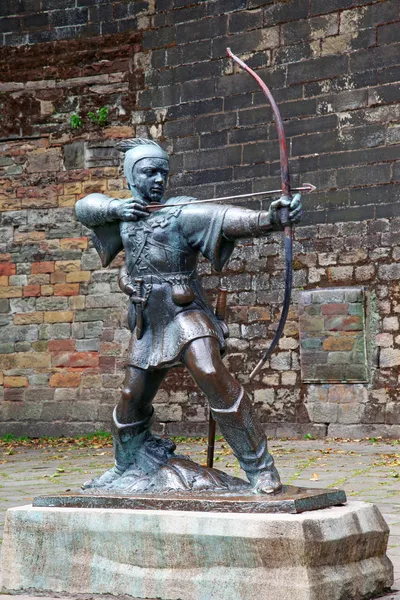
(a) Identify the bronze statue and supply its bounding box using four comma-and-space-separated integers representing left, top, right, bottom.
75, 137, 302, 495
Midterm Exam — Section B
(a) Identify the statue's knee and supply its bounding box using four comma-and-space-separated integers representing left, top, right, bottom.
121, 386, 134, 403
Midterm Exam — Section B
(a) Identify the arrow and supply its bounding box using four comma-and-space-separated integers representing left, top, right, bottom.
147, 183, 316, 212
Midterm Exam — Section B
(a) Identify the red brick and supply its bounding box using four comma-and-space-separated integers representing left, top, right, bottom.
52, 352, 99, 368
321, 303, 349, 315
48, 340, 76, 352
0, 263, 16, 276
322, 336, 355, 351
324, 316, 363, 331
23, 284, 41, 297
99, 356, 116, 373
54, 284, 80, 296
31, 261, 55, 274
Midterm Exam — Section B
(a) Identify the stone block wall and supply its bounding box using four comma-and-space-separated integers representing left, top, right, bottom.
0, 0, 399, 438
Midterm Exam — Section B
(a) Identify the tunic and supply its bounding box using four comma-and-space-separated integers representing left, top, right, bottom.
76, 195, 237, 370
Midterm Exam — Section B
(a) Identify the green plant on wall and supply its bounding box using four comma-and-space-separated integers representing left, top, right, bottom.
70, 114, 82, 129
88, 107, 109, 127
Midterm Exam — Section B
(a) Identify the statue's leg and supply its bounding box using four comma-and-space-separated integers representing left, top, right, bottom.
182, 337, 282, 494
113, 365, 172, 475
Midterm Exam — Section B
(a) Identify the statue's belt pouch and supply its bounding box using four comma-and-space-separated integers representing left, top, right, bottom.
171, 283, 195, 306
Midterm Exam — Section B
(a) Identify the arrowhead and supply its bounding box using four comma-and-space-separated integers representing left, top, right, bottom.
303, 183, 316, 193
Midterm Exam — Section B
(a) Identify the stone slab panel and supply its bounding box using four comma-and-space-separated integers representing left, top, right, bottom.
299, 287, 368, 383
1, 502, 393, 600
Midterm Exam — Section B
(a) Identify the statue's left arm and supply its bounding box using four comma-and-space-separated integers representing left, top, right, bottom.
221, 194, 302, 240
180, 194, 301, 273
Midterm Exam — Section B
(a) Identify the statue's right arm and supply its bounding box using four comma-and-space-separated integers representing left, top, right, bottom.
75, 193, 118, 228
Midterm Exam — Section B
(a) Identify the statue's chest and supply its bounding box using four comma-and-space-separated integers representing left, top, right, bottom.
120, 210, 193, 274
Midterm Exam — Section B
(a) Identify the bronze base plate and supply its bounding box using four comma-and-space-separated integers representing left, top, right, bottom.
33, 485, 346, 514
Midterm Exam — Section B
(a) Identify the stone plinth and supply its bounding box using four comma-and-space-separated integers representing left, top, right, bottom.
1, 501, 393, 600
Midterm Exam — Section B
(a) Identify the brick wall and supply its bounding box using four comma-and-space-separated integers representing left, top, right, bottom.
0, 0, 399, 438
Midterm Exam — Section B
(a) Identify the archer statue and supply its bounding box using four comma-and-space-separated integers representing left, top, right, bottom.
75, 49, 304, 496
75, 137, 302, 495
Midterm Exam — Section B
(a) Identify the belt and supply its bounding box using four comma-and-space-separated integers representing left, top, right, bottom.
131, 272, 195, 285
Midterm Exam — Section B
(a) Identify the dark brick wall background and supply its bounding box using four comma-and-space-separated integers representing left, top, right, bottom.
0, 0, 399, 438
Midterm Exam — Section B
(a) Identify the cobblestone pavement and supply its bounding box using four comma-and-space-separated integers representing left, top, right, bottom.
0, 437, 399, 599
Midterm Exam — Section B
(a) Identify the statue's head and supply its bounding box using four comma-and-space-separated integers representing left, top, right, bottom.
115, 138, 169, 203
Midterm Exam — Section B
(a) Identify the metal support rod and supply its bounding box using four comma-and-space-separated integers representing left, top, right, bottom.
206, 411, 217, 469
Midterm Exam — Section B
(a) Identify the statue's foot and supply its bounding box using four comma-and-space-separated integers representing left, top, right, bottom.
135, 433, 177, 473
252, 466, 283, 495
82, 434, 177, 491
82, 466, 121, 490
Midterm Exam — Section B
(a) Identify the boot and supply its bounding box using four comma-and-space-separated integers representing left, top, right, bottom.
112, 407, 155, 474
113, 407, 176, 476
211, 388, 282, 494
83, 407, 175, 490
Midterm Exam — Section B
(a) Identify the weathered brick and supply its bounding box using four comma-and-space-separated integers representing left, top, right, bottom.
15, 352, 51, 368
54, 284, 80, 296
44, 311, 74, 323
322, 335, 356, 351
60, 237, 88, 250
49, 372, 81, 388
264, 0, 309, 25
0, 286, 22, 298
327, 266, 354, 282
0, 263, 16, 276
13, 312, 44, 325
321, 304, 349, 315
379, 263, 400, 281
4, 376, 28, 388
375, 333, 393, 348
55, 260, 81, 273
40, 285, 54, 296
288, 54, 347, 85
383, 316, 399, 332
380, 348, 400, 369
31, 261, 54, 274
350, 43, 400, 73
23, 284, 41, 297
48, 339, 75, 352
324, 316, 363, 332
65, 271, 91, 283
52, 352, 99, 368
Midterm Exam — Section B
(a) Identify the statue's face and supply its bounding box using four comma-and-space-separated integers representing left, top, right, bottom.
132, 157, 169, 203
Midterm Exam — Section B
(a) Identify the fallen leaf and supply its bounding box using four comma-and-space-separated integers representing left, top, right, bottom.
310, 473, 319, 481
